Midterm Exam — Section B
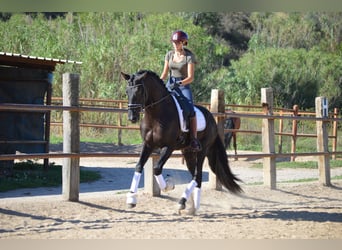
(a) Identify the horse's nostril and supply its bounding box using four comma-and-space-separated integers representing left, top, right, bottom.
129, 117, 138, 123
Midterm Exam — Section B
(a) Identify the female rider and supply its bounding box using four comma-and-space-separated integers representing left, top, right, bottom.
160, 30, 201, 152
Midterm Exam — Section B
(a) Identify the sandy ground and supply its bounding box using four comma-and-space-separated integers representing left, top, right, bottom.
0, 143, 342, 239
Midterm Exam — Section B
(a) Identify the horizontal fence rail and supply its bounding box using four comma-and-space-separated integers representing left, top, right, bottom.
1, 151, 342, 161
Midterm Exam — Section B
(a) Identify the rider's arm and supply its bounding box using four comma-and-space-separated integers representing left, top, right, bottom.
160, 60, 169, 81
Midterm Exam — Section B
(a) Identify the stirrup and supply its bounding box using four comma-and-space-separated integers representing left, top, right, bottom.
190, 139, 202, 152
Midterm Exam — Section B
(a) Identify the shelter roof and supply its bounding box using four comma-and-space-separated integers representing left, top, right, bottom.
0, 52, 82, 71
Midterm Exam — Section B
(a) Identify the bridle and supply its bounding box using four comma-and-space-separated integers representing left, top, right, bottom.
126, 83, 145, 111
126, 79, 170, 112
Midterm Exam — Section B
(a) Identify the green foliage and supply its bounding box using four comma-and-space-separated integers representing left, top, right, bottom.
1, 12, 342, 110
221, 12, 342, 108
249, 12, 322, 50
0, 12, 227, 102
215, 47, 342, 109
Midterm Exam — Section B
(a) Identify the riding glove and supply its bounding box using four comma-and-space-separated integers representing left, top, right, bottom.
169, 81, 182, 90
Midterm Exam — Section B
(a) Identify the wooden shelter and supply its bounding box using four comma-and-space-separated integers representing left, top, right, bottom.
0, 52, 81, 170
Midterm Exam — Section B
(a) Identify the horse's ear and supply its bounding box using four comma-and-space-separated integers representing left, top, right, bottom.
134, 71, 148, 81
121, 72, 130, 81
137, 71, 148, 80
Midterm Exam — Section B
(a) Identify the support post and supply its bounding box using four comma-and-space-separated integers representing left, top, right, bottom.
278, 110, 283, 154
118, 102, 123, 146
209, 89, 225, 191
261, 88, 276, 189
332, 108, 338, 160
144, 155, 160, 196
291, 105, 299, 162
43, 72, 53, 170
315, 97, 331, 186
62, 73, 80, 201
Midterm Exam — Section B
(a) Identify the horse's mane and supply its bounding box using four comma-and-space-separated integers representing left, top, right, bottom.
136, 69, 167, 90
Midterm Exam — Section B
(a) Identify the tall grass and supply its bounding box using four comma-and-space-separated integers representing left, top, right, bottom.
50, 126, 142, 145
232, 114, 342, 153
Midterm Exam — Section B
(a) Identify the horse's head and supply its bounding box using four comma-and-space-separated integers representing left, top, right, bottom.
121, 71, 147, 123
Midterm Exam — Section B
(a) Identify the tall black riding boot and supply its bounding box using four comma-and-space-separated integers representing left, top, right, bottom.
189, 116, 201, 152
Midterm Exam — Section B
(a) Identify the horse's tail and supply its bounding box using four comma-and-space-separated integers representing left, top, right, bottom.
207, 134, 243, 194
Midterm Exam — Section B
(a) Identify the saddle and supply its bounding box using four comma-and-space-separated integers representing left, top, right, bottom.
171, 93, 206, 132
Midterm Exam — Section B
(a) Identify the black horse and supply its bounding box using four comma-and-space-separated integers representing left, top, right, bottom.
121, 70, 242, 214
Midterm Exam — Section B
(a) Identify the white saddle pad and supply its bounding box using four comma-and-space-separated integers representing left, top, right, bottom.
171, 95, 206, 132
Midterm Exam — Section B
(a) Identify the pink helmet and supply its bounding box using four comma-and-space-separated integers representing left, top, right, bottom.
171, 30, 188, 45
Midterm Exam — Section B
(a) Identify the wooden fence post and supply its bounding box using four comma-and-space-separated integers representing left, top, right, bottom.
118, 102, 123, 146
278, 110, 283, 154
209, 89, 225, 191
332, 108, 338, 160
315, 97, 331, 186
261, 88, 276, 189
62, 73, 80, 201
291, 105, 299, 162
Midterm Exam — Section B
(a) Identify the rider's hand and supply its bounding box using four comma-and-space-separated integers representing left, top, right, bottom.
169, 81, 182, 90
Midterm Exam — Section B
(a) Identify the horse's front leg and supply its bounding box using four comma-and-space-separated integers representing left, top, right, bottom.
126, 143, 153, 208
153, 146, 175, 192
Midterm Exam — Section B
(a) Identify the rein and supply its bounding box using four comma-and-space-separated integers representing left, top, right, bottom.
143, 94, 170, 110
127, 81, 171, 112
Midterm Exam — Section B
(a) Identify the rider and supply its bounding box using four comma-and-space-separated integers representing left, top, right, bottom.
160, 30, 201, 152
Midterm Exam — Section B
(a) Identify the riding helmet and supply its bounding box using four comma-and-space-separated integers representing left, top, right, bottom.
171, 30, 188, 45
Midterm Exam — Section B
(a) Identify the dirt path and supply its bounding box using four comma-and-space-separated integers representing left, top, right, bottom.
0, 143, 342, 239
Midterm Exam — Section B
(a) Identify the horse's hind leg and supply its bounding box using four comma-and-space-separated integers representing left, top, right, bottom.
178, 152, 205, 215
185, 187, 201, 215
178, 179, 198, 211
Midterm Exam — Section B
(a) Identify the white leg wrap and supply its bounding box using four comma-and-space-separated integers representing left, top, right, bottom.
129, 172, 141, 193
181, 180, 198, 200
193, 187, 201, 210
154, 174, 166, 190
165, 175, 175, 191
126, 192, 137, 205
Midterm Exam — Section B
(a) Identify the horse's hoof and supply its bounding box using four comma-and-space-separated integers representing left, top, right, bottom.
178, 203, 186, 210
126, 192, 137, 208
163, 176, 175, 192
178, 197, 186, 211
127, 203, 136, 209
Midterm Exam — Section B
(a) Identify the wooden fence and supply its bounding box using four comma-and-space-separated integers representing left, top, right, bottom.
1, 73, 341, 201
49, 95, 340, 162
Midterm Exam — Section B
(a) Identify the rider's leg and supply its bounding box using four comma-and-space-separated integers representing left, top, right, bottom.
189, 116, 201, 151
178, 86, 201, 152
